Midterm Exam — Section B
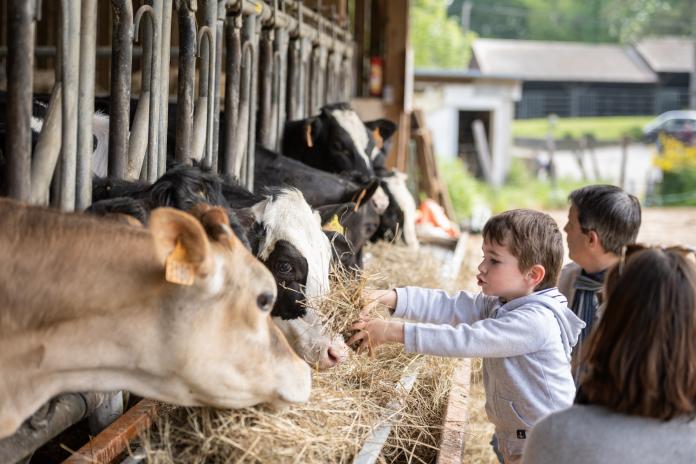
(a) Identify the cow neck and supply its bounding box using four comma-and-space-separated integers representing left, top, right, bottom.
0, 205, 169, 331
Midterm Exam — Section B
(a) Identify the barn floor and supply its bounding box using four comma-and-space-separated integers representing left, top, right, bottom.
461, 206, 696, 464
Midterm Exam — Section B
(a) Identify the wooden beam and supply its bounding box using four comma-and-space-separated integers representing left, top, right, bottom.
62, 400, 160, 464
437, 358, 472, 464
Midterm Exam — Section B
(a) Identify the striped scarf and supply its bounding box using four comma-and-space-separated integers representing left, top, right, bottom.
570, 271, 604, 382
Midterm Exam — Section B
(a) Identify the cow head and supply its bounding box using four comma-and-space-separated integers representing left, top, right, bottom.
282, 103, 397, 184
238, 189, 349, 369
148, 206, 312, 408
373, 171, 419, 249
323, 230, 361, 274
316, 200, 381, 270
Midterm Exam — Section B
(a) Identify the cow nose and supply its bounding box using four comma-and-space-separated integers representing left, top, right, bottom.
320, 340, 349, 369
257, 291, 275, 312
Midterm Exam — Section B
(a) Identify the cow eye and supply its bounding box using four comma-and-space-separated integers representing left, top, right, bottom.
332, 141, 343, 151
276, 262, 293, 274
365, 223, 378, 235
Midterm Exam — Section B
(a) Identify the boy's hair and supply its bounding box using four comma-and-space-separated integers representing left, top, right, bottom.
482, 209, 563, 290
581, 246, 696, 420
569, 185, 641, 254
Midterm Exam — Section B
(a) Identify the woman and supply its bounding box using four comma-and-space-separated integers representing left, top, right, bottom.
522, 245, 696, 463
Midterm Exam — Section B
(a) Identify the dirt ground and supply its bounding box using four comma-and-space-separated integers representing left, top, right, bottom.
460, 206, 696, 463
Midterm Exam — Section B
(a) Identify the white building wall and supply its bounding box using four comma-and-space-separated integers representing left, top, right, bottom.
415, 79, 520, 187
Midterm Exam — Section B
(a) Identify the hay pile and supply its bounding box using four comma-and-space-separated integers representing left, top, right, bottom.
139, 242, 464, 463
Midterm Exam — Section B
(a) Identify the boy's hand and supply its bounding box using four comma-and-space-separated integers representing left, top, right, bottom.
347, 319, 404, 356
361, 289, 398, 319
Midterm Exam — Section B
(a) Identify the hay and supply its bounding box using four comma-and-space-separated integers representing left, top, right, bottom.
138, 242, 462, 463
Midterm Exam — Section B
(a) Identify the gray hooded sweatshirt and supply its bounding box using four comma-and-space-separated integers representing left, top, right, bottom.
394, 286, 585, 457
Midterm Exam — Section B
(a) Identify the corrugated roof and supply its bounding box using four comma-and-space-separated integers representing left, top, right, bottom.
635, 37, 693, 73
472, 38, 657, 83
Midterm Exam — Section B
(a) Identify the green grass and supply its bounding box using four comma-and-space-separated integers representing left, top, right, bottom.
512, 115, 653, 142
440, 158, 607, 222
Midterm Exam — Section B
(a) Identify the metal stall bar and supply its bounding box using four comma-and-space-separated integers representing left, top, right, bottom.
286, 1, 305, 120
30, 84, 62, 205
211, 0, 227, 171
175, 0, 197, 165
222, 11, 242, 176
144, 2, 162, 182
192, 26, 213, 164
157, 0, 174, 177
257, 21, 274, 148
108, 0, 134, 180
76, 0, 97, 210
6, 0, 37, 201
244, 12, 260, 189
128, 5, 156, 180
59, 0, 80, 211
201, 0, 218, 169
0, 393, 109, 464
272, 1, 289, 151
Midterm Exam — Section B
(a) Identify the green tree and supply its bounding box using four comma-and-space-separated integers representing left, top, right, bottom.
411, 0, 477, 69
447, 0, 694, 44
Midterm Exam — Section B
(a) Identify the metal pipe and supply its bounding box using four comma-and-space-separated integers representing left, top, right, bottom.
202, 0, 217, 170
0, 393, 106, 464
108, 0, 134, 179
272, 21, 288, 151
244, 13, 259, 190
193, 26, 214, 164
235, 40, 254, 182
286, 37, 300, 121
257, 27, 273, 148
59, 0, 80, 211
211, 1, 226, 172
6, 0, 36, 201
30, 83, 62, 205
175, 0, 196, 164
157, 0, 173, 176
141, 2, 162, 182
223, 14, 242, 177
76, 0, 97, 210
128, 5, 157, 180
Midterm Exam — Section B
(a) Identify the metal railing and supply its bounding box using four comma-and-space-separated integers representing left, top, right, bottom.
2, 0, 354, 206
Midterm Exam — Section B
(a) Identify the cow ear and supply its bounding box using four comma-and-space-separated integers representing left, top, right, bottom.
235, 198, 268, 227
187, 203, 238, 250
304, 117, 322, 148
365, 119, 398, 147
352, 178, 380, 209
149, 207, 213, 286
315, 203, 355, 225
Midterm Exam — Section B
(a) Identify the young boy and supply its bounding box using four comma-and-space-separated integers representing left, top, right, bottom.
560, 185, 641, 379
349, 209, 584, 464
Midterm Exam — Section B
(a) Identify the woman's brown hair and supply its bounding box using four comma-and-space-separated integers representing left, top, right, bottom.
580, 245, 696, 420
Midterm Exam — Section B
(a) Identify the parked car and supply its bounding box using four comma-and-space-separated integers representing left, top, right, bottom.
642, 110, 696, 144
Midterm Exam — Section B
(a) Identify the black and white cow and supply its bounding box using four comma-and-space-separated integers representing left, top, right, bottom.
91, 164, 348, 369
279, 104, 418, 249
281, 102, 397, 182
374, 170, 419, 250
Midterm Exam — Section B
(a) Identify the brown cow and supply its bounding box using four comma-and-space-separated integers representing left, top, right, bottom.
0, 198, 311, 439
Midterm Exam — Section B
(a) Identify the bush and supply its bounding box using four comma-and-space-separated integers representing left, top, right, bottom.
439, 157, 592, 222
653, 135, 696, 205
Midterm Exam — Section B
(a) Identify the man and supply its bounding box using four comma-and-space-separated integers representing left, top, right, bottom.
560, 185, 641, 380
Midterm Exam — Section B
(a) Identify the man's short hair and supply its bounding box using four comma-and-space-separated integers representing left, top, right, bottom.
483, 209, 563, 290
569, 185, 641, 254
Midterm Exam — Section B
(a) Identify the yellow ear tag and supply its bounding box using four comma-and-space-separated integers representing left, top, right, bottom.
322, 214, 345, 235
165, 240, 196, 286
305, 124, 314, 148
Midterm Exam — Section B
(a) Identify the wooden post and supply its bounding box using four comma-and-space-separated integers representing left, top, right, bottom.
619, 136, 629, 189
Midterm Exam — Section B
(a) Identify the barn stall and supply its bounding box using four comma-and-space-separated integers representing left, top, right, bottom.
0, 1, 476, 463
